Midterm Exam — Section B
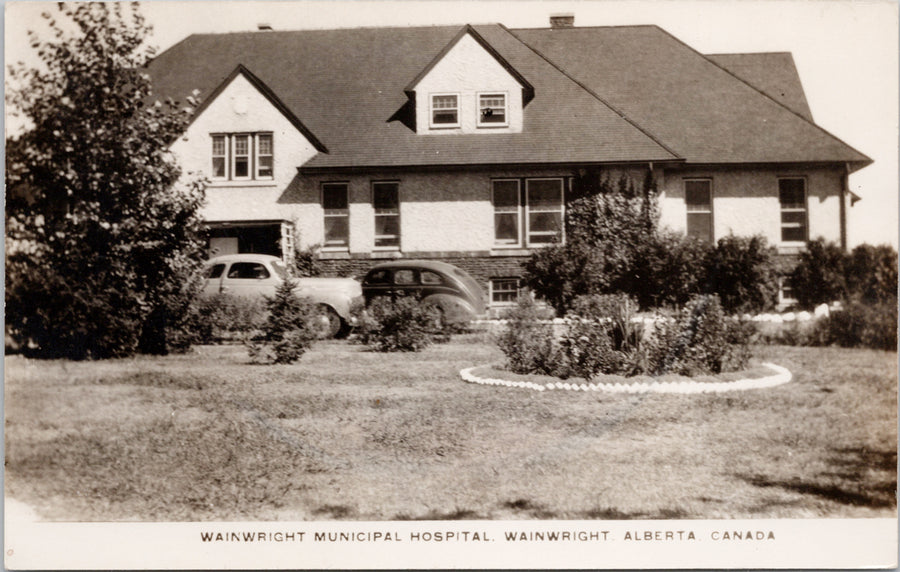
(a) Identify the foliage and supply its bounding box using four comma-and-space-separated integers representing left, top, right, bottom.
524, 171, 659, 314
704, 235, 779, 314
293, 242, 322, 277
645, 295, 754, 376
357, 296, 441, 352
5, 3, 206, 358
639, 230, 712, 308
557, 294, 643, 378
845, 244, 898, 305
790, 238, 848, 308
811, 301, 897, 351
495, 296, 558, 375
245, 279, 317, 364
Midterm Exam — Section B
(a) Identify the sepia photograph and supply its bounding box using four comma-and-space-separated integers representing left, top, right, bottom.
4, 0, 898, 568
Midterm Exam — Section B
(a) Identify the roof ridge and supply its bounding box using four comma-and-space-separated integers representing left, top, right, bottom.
705, 51, 794, 57
502, 24, 683, 161
653, 26, 872, 168
509, 24, 659, 31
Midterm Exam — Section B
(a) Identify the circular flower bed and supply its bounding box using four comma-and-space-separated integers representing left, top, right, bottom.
460, 363, 792, 394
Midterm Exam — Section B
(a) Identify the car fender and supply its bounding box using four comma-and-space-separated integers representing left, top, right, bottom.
421, 293, 476, 323
297, 291, 351, 320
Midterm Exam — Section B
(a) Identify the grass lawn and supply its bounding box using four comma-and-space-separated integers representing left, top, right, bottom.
5, 336, 896, 521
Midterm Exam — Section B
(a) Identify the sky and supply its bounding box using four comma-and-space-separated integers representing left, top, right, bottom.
5, 0, 898, 248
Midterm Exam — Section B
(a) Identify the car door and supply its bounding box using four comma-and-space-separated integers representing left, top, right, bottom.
219, 260, 280, 298
392, 268, 419, 299
363, 268, 394, 303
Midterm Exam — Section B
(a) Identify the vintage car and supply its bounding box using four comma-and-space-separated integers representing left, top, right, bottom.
201, 254, 361, 338
360, 260, 486, 325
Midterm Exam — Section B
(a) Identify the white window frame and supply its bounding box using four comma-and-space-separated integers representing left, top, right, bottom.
490, 277, 520, 306
477, 92, 509, 128
525, 178, 565, 247
778, 177, 808, 245
779, 276, 798, 307
210, 132, 273, 182
211, 134, 228, 180
372, 181, 400, 250
430, 93, 460, 129
256, 133, 274, 179
231, 133, 252, 181
492, 179, 522, 248
322, 182, 350, 250
684, 178, 714, 243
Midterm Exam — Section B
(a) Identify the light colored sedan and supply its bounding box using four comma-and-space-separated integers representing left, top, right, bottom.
202, 254, 361, 338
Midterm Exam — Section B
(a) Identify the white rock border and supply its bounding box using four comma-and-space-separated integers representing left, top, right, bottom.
459, 363, 792, 394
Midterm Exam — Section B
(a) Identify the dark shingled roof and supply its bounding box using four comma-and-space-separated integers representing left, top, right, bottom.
511, 25, 871, 169
705, 52, 813, 121
147, 23, 870, 171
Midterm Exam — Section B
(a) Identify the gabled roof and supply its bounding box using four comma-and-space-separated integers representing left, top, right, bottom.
147, 22, 871, 172
189, 64, 328, 152
404, 24, 534, 104
705, 52, 813, 121
147, 24, 679, 170
511, 25, 872, 170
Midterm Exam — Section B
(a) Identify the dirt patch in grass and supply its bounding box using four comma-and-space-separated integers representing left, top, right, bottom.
5, 342, 896, 521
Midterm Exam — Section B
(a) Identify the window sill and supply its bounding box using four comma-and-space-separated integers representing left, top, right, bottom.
208, 180, 277, 189
477, 123, 510, 129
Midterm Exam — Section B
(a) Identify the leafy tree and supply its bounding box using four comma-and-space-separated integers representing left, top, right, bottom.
845, 243, 898, 305
6, 3, 206, 358
704, 234, 779, 314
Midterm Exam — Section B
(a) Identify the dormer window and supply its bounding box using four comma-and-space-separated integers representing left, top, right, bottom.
478, 93, 507, 126
210, 132, 274, 181
431, 94, 459, 128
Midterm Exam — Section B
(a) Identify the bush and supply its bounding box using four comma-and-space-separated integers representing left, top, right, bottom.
558, 294, 643, 378
645, 295, 754, 375
704, 235, 779, 314
790, 238, 847, 309
294, 243, 322, 277
812, 301, 897, 351
846, 244, 898, 305
357, 296, 440, 352
639, 230, 711, 308
495, 296, 558, 375
245, 279, 317, 364
173, 294, 267, 346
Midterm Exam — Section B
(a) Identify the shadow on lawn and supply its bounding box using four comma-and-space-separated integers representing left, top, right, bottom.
738, 447, 897, 510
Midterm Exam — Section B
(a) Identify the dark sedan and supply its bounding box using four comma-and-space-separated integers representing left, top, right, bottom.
361, 260, 486, 325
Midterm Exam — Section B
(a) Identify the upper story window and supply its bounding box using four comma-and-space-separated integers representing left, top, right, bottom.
322, 182, 349, 249
779, 177, 807, 243
478, 93, 507, 126
685, 179, 713, 243
210, 133, 274, 181
430, 94, 459, 128
373, 181, 400, 249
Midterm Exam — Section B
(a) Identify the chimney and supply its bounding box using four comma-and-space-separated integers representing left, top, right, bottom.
550, 13, 574, 29
257, 23, 273, 31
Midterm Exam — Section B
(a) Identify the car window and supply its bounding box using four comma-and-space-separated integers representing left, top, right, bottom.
270, 260, 288, 279
227, 262, 270, 279
421, 271, 443, 285
394, 269, 416, 285
365, 270, 391, 285
207, 264, 225, 279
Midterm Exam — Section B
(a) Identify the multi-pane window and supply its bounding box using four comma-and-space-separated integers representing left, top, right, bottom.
479, 93, 507, 125
493, 179, 521, 247
373, 182, 400, 248
232, 134, 250, 179
526, 178, 564, 246
491, 278, 520, 305
431, 94, 459, 127
322, 183, 349, 248
257, 134, 273, 178
780, 276, 797, 305
210, 133, 274, 181
211, 135, 227, 178
779, 178, 807, 243
685, 179, 713, 242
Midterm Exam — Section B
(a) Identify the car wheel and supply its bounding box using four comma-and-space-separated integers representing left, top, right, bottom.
424, 304, 446, 332
311, 305, 342, 339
